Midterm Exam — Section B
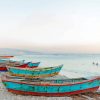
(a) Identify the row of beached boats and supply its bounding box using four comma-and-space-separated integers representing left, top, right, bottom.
0, 57, 100, 97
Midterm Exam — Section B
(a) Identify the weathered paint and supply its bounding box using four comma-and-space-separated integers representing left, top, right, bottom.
28, 62, 40, 68
2, 76, 100, 96
7, 65, 63, 78
0, 56, 14, 58
0, 59, 8, 63
16, 62, 30, 68
10, 72, 59, 78
7, 87, 99, 96
0, 67, 7, 71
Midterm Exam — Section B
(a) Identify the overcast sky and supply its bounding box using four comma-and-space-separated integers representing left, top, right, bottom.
0, 0, 100, 53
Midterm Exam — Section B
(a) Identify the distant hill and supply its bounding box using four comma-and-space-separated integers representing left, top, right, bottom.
0, 48, 42, 56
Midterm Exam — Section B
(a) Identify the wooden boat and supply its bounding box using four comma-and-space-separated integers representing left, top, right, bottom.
14, 62, 40, 68
0, 61, 40, 72
7, 64, 63, 78
0, 56, 14, 59
14, 62, 30, 68
2, 74, 100, 96
0, 60, 25, 72
0, 64, 7, 71
27, 62, 40, 68
7, 60, 25, 66
0, 59, 11, 72
0, 59, 10, 63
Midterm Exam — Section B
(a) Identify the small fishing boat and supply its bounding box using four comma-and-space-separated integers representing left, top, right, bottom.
0, 60, 25, 72
27, 62, 40, 68
0, 59, 11, 72
15, 62, 40, 68
2, 74, 100, 96
14, 62, 30, 68
0, 59, 9, 63
7, 64, 63, 78
0, 61, 40, 72
7, 60, 25, 66
0, 56, 14, 59
0, 64, 7, 71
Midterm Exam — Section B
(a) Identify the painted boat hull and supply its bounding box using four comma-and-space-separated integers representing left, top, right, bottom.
7, 65, 63, 78
15, 62, 40, 68
0, 62, 29, 71
0, 56, 14, 59
0, 59, 8, 63
0, 67, 7, 71
15, 62, 30, 68
8, 61, 40, 68
7, 87, 99, 96
8, 60, 25, 66
0, 62, 40, 72
28, 62, 40, 68
2, 75, 100, 96
0, 64, 7, 71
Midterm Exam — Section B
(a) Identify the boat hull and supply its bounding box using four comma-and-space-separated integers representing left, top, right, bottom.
0, 67, 7, 71
28, 62, 40, 68
7, 86, 99, 96
7, 65, 63, 78
2, 76, 100, 96
16, 62, 40, 68
16, 62, 30, 68
0, 56, 14, 59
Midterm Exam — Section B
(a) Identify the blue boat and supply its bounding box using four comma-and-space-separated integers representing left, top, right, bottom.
0, 59, 10, 63
7, 64, 63, 78
2, 74, 100, 96
14, 62, 40, 68
28, 62, 40, 68
8, 60, 40, 68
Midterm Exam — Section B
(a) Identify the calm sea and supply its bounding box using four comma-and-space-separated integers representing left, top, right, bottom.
10, 54, 100, 78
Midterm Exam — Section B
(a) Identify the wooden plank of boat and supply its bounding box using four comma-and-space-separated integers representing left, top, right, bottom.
7, 64, 63, 79
1, 74, 100, 96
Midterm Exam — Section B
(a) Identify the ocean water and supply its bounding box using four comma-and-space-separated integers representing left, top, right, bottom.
10, 54, 100, 78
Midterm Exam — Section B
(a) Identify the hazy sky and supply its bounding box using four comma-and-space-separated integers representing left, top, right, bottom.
0, 0, 100, 53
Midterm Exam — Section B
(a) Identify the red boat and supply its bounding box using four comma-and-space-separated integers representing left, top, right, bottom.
0, 62, 40, 71
0, 64, 7, 71
0, 56, 14, 59
15, 62, 30, 68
